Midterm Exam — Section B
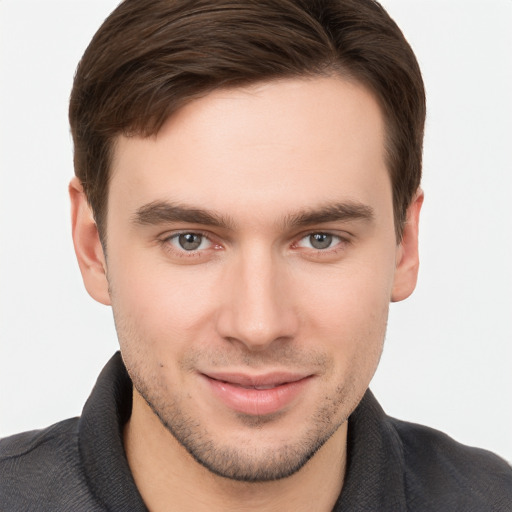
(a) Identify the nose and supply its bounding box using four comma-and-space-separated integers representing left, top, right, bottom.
216, 245, 298, 351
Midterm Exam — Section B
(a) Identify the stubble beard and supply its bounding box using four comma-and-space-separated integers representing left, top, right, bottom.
111, 295, 378, 483
128, 365, 356, 483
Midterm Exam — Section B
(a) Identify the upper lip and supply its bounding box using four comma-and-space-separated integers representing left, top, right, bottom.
202, 371, 311, 388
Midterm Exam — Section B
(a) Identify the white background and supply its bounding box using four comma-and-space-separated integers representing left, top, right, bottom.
1, 1, 511, 463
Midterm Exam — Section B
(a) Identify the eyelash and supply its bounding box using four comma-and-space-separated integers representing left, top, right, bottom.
160, 230, 220, 259
293, 233, 347, 252
159, 230, 350, 259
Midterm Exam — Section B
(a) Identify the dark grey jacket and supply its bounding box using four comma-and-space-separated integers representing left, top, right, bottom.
1, 353, 511, 511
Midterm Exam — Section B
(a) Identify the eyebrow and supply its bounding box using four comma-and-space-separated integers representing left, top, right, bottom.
133, 201, 235, 230
132, 199, 374, 230
284, 202, 375, 228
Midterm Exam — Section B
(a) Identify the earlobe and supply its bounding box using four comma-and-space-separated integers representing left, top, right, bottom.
69, 176, 111, 305
391, 189, 424, 302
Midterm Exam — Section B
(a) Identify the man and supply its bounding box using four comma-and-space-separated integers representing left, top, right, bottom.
1, 0, 511, 510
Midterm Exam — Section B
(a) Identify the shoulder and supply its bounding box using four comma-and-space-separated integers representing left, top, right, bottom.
0, 417, 79, 461
390, 417, 512, 511
0, 419, 103, 511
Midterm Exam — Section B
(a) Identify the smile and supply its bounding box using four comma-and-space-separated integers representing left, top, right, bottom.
201, 372, 313, 416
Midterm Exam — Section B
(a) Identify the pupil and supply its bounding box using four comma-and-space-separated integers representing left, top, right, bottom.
310, 233, 332, 249
179, 233, 202, 250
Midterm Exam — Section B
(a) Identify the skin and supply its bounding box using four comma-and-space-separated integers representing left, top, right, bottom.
70, 76, 422, 511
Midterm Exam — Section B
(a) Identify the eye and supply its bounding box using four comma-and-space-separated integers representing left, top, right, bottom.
169, 232, 212, 251
296, 232, 342, 250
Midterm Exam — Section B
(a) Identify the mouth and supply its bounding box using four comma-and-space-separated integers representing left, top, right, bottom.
201, 372, 313, 416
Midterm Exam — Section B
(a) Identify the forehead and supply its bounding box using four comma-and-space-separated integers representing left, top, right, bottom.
109, 76, 390, 224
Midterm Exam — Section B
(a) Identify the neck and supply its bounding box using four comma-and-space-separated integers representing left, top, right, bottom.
124, 390, 347, 512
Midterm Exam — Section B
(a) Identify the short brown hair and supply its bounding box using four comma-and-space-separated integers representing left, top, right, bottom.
69, 0, 425, 241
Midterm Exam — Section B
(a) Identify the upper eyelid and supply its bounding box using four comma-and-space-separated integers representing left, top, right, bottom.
160, 225, 238, 245
296, 233, 344, 245
161, 229, 213, 241
294, 229, 352, 242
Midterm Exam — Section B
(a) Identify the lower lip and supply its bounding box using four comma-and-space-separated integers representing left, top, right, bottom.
203, 376, 311, 416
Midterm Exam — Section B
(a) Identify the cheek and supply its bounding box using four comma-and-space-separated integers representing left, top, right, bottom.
299, 257, 393, 373
302, 255, 393, 326
108, 252, 221, 347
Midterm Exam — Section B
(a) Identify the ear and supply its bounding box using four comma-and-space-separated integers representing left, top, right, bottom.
69, 176, 111, 305
391, 189, 424, 302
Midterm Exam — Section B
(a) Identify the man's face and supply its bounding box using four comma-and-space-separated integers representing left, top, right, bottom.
98, 76, 410, 481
